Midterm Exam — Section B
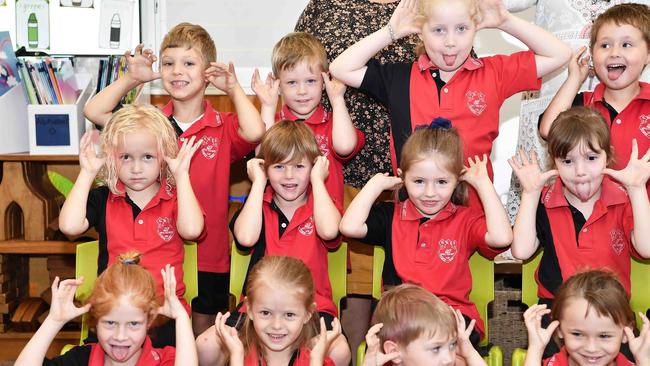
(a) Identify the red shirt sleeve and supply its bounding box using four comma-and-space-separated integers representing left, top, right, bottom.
223, 112, 258, 161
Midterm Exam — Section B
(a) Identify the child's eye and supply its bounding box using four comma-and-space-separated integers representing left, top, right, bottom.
273, 164, 284, 170
623, 42, 632, 48
260, 310, 271, 316
570, 331, 582, 337
162, 61, 173, 66
599, 333, 613, 339
144, 154, 155, 161
561, 159, 572, 165
430, 346, 441, 353
456, 25, 468, 32
296, 164, 305, 169
307, 79, 318, 84
587, 155, 598, 161
599, 42, 610, 49
432, 27, 444, 34
286, 80, 296, 86
450, 340, 458, 350
413, 179, 424, 184
185, 61, 195, 67
285, 312, 296, 319
129, 321, 143, 328
121, 154, 131, 161
437, 179, 448, 185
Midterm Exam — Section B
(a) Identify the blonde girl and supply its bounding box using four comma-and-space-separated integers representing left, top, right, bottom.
59, 104, 204, 345
340, 120, 512, 348
15, 252, 197, 365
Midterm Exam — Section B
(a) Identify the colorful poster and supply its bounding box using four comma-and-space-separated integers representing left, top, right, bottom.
99, 0, 133, 50
0, 31, 21, 98
15, 0, 50, 50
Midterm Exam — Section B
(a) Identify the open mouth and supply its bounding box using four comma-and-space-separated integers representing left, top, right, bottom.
171, 80, 189, 88
580, 354, 604, 364
267, 333, 287, 343
443, 54, 457, 66
281, 183, 298, 190
110, 345, 131, 360
606, 63, 626, 80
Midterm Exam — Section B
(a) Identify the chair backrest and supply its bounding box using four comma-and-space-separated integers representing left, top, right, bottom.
74, 240, 199, 344
521, 251, 542, 308
631, 257, 650, 330
371, 246, 493, 346
229, 242, 348, 314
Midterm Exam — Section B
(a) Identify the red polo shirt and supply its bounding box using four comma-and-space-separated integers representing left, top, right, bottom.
543, 348, 633, 366
162, 100, 257, 273
277, 104, 365, 210
244, 345, 335, 366
104, 181, 191, 314
536, 177, 637, 299
578, 82, 650, 197
359, 51, 541, 206
261, 186, 339, 316
46, 337, 175, 365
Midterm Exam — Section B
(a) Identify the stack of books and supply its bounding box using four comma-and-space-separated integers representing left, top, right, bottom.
17, 57, 79, 105
96, 55, 140, 104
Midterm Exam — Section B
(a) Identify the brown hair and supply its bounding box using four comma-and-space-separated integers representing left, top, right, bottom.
547, 107, 614, 167
160, 22, 217, 65
99, 104, 179, 194
590, 3, 650, 52
85, 251, 160, 329
257, 120, 321, 169
241, 256, 319, 355
399, 126, 467, 205
551, 269, 635, 344
372, 284, 457, 347
414, 0, 481, 56
271, 32, 328, 77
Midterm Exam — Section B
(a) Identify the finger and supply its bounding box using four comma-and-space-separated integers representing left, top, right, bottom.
546, 320, 560, 333
624, 326, 636, 343
331, 317, 342, 337
541, 169, 559, 182
631, 139, 639, 159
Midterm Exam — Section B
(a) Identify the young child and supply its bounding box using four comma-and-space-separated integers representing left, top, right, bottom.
14, 252, 197, 366
329, 0, 571, 205
199, 255, 342, 366
510, 107, 650, 356
362, 284, 486, 366
59, 104, 204, 345
339, 121, 512, 345
524, 269, 650, 366
251, 31, 365, 209
539, 4, 650, 197
196, 120, 350, 366
83, 22, 265, 334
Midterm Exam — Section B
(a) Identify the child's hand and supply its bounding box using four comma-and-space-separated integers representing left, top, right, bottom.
508, 149, 558, 194
323, 72, 346, 103
246, 158, 267, 184
78, 130, 106, 175
311, 317, 342, 365
48, 276, 91, 325
214, 312, 244, 361
205, 62, 240, 95
460, 154, 490, 188
311, 156, 330, 184
453, 308, 478, 360
476, 0, 511, 30
387, 0, 419, 40
165, 135, 203, 179
568, 46, 591, 83
625, 312, 650, 366
363, 323, 400, 366
125, 44, 161, 83
604, 139, 650, 189
523, 304, 559, 354
157, 264, 185, 320
251, 68, 279, 109
370, 173, 403, 192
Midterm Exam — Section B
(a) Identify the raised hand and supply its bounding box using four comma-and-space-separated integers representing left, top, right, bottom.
251, 68, 279, 109
246, 158, 267, 184
625, 312, 650, 366
311, 317, 342, 365
604, 139, 650, 189
369, 172, 403, 192
363, 323, 400, 366
523, 304, 559, 354
508, 149, 558, 194
125, 44, 161, 83
453, 308, 478, 360
165, 136, 203, 179
388, 0, 419, 39
157, 264, 185, 320
214, 312, 244, 361
476, 0, 511, 30
48, 276, 91, 325
311, 155, 330, 184
205, 62, 240, 95
323, 72, 346, 101
78, 130, 106, 175
568, 46, 592, 83
460, 154, 491, 188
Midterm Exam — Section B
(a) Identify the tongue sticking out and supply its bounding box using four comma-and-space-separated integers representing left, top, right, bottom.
574, 183, 593, 201
111, 345, 130, 361
443, 55, 457, 66
607, 65, 626, 80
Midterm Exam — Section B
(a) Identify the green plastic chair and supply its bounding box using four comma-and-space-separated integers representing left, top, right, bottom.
229, 241, 348, 313
359, 246, 503, 366
61, 240, 198, 354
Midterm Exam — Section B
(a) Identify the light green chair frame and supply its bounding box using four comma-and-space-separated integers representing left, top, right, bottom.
229, 242, 348, 314
359, 246, 503, 366
61, 240, 198, 354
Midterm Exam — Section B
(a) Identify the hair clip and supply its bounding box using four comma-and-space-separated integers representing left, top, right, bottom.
122, 259, 137, 265
415, 117, 452, 131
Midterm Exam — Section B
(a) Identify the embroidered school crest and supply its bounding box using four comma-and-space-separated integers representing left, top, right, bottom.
610, 229, 625, 255
639, 115, 650, 139
465, 91, 487, 116
438, 239, 458, 263
157, 217, 175, 242
200, 136, 220, 159
298, 217, 314, 236
315, 134, 330, 157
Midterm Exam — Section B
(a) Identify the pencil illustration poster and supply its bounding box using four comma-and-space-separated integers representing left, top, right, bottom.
15, 0, 50, 50
98, 0, 133, 50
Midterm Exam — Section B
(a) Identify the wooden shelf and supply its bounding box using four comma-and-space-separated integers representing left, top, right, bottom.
0, 241, 77, 254
0, 154, 79, 162
0, 330, 79, 360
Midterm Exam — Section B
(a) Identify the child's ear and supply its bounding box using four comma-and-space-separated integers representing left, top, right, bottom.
305, 302, 317, 324
383, 340, 403, 364
244, 297, 254, 319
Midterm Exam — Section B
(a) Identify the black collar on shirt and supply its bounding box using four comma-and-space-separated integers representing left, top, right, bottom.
566, 202, 586, 246
167, 115, 184, 137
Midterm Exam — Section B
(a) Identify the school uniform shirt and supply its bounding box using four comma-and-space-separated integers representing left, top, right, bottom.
43, 336, 175, 366
86, 181, 199, 314
277, 104, 365, 210
161, 100, 257, 274
359, 51, 541, 206
244, 345, 335, 366
231, 186, 339, 317
535, 177, 637, 300
358, 199, 504, 337
543, 347, 634, 366
571, 82, 650, 197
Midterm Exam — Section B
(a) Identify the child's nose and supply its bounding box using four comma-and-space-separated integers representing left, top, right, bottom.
115, 325, 128, 341
440, 348, 454, 366
285, 166, 294, 178
445, 34, 456, 48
